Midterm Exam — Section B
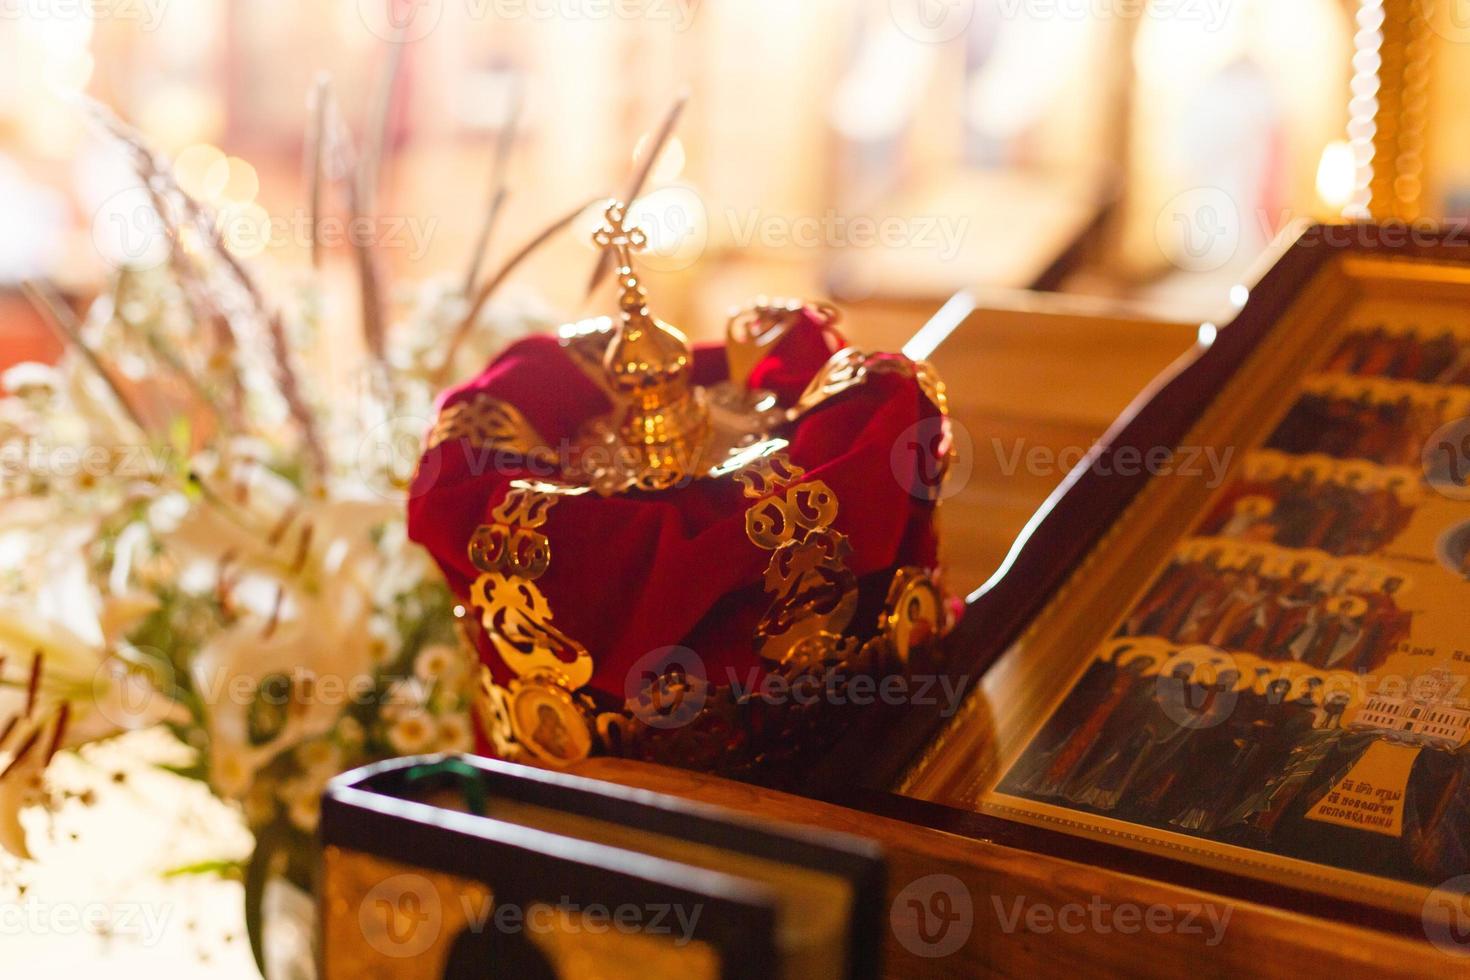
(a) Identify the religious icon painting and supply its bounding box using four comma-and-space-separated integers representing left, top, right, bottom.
904, 249, 1470, 917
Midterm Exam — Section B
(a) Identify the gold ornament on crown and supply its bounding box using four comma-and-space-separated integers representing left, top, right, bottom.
454, 202, 955, 771
566, 201, 713, 493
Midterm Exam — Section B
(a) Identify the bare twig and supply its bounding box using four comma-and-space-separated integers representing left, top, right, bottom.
435, 195, 607, 386
176, 184, 328, 481
306, 73, 332, 271
462, 80, 524, 297
462, 187, 507, 296
322, 85, 389, 379
583, 93, 688, 300
185, 199, 330, 480
345, 145, 389, 371
21, 281, 150, 436
353, 36, 409, 384
92, 100, 328, 480
267, 312, 331, 480
119, 134, 245, 380
360, 30, 408, 215
113, 180, 241, 429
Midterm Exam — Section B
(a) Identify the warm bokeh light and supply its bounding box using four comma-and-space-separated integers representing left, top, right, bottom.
630, 185, 708, 271
1, 3, 1467, 978
1317, 139, 1359, 210
213, 157, 260, 206
173, 144, 229, 201
135, 86, 224, 152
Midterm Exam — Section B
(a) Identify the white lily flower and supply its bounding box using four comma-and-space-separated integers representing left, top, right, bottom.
185, 485, 390, 799
0, 607, 186, 746
97, 591, 162, 646
0, 607, 187, 858
0, 713, 52, 859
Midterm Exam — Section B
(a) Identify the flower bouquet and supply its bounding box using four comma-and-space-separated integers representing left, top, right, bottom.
0, 72, 668, 974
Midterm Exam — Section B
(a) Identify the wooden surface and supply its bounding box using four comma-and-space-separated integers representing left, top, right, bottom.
569, 757, 1456, 979
905, 294, 1197, 597
570, 259, 1464, 976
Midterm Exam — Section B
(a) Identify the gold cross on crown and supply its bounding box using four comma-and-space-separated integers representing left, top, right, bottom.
593, 201, 653, 317
592, 201, 648, 269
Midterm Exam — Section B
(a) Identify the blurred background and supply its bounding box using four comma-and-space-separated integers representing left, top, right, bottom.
2, 1, 1469, 975
7, 0, 1464, 363
7, 0, 1460, 585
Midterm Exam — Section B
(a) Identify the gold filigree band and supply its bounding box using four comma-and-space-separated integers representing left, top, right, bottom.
466, 480, 600, 765
427, 392, 548, 455
454, 304, 955, 773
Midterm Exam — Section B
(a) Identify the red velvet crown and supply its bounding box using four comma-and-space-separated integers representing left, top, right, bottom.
408, 210, 952, 778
